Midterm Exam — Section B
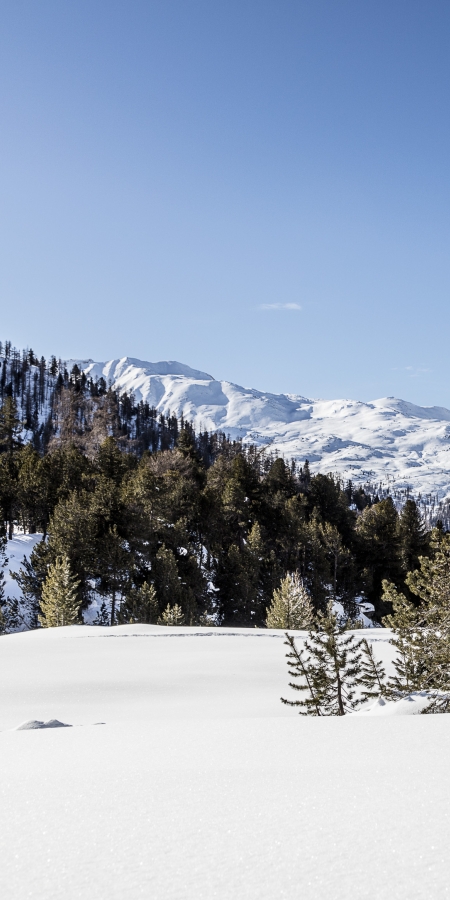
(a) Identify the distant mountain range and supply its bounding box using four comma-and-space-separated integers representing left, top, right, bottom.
68, 357, 450, 500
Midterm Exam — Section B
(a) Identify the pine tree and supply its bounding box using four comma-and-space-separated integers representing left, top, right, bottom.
398, 535, 450, 711
119, 582, 159, 624
0, 597, 22, 633
0, 396, 22, 456
281, 603, 363, 715
359, 638, 388, 701
39, 555, 81, 627
398, 499, 428, 576
382, 580, 423, 695
11, 539, 50, 629
266, 572, 314, 630
0, 534, 21, 632
153, 545, 183, 611
98, 525, 131, 627
356, 497, 402, 617
92, 600, 110, 626
281, 633, 325, 715
157, 603, 185, 626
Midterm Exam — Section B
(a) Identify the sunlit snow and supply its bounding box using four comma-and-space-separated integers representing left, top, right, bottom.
1, 624, 449, 900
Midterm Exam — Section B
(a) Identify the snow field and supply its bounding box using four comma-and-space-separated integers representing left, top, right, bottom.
1, 625, 449, 899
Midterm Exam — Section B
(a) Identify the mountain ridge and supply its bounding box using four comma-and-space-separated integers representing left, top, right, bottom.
66, 356, 450, 500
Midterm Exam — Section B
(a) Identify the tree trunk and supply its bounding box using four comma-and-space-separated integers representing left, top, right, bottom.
110, 581, 116, 627
336, 670, 345, 715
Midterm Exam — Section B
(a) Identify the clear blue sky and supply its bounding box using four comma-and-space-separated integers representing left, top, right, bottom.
1, 1, 449, 405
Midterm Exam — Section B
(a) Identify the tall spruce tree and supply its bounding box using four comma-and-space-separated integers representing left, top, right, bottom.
398, 499, 428, 579
0, 396, 22, 456
98, 524, 131, 626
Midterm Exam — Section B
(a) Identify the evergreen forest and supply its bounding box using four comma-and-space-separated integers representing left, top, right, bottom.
0, 341, 440, 629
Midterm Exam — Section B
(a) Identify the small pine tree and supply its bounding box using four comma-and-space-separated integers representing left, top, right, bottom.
281, 633, 325, 716
39, 555, 81, 627
382, 537, 450, 712
0, 535, 20, 633
119, 582, 159, 624
0, 597, 23, 633
157, 603, 185, 626
359, 638, 388, 701
382, 580, 424, 695
281, 603, 362, 715
266, 573, 314, 630
92, 600, 110, 626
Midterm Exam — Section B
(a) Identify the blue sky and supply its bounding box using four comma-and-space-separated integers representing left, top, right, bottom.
1, 1, 449, 405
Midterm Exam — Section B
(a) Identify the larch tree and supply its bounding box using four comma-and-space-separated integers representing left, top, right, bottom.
266, 572, 314, 630
39, 555, 81, 628
157, 603, 185, 626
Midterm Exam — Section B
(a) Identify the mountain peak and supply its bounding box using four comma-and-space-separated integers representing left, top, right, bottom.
66, 357, 213, 382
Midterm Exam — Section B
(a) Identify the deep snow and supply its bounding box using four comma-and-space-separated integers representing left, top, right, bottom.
69, 356, 450, 499
1, 624, 449, 900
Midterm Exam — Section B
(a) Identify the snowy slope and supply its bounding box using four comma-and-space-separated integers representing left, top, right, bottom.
1, 625, 449, 900
69, 357, 450, 498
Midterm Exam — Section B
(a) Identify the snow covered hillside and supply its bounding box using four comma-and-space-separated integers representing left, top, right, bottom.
70, 356, 450, 499
1, 625, 449, 900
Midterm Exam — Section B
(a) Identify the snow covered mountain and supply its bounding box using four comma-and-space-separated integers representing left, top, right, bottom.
68, 357, 450, 500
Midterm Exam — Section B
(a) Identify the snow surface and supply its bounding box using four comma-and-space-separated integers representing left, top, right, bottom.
69, 356, 450, 498
1, 624, 449, 899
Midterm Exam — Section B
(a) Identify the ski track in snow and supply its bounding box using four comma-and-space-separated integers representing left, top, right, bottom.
1, 624, 449, 899
67, 356, 450, 498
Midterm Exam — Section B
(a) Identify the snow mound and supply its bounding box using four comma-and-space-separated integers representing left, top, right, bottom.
68, 355, 450, 497
15, 719, 72, 730
353, 691, 449, 716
